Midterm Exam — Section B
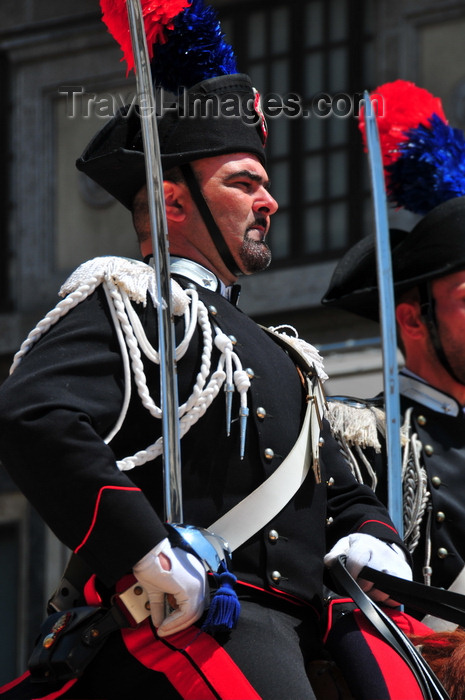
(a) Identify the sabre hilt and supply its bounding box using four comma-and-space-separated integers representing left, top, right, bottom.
166, 523, 240, 632
166, 524, 232, 573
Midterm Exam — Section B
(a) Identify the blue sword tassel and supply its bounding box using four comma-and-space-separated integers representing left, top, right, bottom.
201, 561, 240, 634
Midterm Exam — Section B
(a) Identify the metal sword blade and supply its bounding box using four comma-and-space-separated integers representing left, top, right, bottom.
363, 91, 403, 538
126, 0, 183, 524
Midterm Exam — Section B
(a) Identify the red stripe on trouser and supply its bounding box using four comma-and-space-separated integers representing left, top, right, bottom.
122, 620, 262, 700
0, 670, 31, 693
31, 679, 78, 700
353, 610, 425, 699
0, 671, 77, 700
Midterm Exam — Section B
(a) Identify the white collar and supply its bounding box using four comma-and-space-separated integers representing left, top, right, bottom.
399, 371, 460, 417
169, 257, 235, 300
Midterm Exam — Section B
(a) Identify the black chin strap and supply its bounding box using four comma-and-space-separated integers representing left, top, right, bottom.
180, 163, 240, 277
419, 281, 464, 385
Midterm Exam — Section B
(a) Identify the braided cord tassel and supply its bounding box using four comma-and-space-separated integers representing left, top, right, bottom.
201, 561, 240, 634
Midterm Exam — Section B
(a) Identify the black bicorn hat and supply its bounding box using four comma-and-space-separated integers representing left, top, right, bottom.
322, 80, 465, 321
322, 196, 465, 321
76, 74, 267, 210
76, 1, 267, 210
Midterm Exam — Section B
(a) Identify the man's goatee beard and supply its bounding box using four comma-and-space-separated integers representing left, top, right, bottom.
240, 238, 272, 273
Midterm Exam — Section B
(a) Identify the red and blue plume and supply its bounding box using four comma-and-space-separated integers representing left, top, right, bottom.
100, 0, 191, 74
359, 79, 465, 215
100, 0, 237, 91
150, 0, 237, 92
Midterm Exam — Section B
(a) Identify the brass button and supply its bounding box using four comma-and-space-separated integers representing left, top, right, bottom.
431, 476, 441, 488
134, 585, 144, 596
436, 511, 446, 523
208, 305, 217, 316
417, 415, 427, 426
327, 477, 335, 487
271, 570, 282, 583
424, 445, 434, 456
326, 517, 334, 526
268, 529, 279, 542
245, 367, 255, 379
318, 437, 325, 447
264, 448, 275, 461
437, 547, 448, 559
228, 335, 237, 345
256, 406, 267, 420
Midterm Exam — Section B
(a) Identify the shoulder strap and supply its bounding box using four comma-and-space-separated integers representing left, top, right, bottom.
208, 326, 325, 551
208, 371, 318, 551
208, 326, 329, 550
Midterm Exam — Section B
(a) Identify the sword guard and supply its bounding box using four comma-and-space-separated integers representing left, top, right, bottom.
166, 523, 232, 574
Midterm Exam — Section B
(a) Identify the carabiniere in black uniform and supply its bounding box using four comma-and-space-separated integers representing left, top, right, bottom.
400, 376, 465, 590
0, 255, 404, 699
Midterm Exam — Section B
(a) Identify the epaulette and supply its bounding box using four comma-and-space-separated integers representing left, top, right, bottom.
325, 395, 385, 452
263, 325, 328, 382
59, 255, 190, 315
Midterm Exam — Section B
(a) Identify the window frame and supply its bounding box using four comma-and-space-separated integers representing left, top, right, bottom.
220, 0, 373, 268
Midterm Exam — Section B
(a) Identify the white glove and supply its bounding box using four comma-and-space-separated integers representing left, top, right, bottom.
133, 538, 208, 637
324, 533, 412, 607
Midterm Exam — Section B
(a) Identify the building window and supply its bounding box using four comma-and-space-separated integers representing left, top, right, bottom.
222, 0, 375, 266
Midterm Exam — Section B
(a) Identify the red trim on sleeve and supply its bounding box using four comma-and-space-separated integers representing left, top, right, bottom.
75, 485, 142, 553
357, 519, 398, 535
122, 621, 262, 699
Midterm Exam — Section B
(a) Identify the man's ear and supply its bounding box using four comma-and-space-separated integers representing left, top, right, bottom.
396, 302, 427, 341
164, 181, 187, 223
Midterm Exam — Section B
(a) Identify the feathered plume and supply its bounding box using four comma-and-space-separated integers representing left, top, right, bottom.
150, 0, 237, 92
100, 0, 237, 91
359, 79, 465, 215
100, 0, 191, 74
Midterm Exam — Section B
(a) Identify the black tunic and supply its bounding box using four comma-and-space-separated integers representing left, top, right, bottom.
0, 260, 403, 614
399, 376, 465, 589
328, 371, 465, 592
